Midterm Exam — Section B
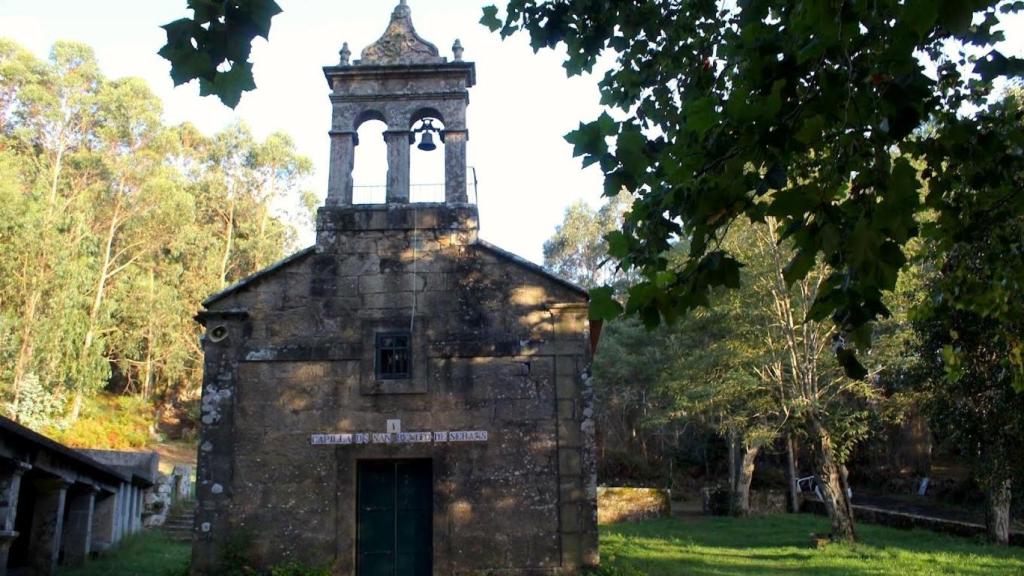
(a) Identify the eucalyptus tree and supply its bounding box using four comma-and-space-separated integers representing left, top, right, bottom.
543, 191, 632, 290
0, 41, 102, 421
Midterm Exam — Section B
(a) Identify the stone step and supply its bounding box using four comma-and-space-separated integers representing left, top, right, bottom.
165, 513, 195, 522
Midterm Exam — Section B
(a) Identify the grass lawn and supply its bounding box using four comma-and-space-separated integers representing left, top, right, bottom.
58, 532, 189, 576
599, 515, 1024, 575
52, 515, 1024, 575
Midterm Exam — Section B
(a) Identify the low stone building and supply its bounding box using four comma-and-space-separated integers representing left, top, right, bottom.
0, 417, 155, 575
191, 2, 600, 575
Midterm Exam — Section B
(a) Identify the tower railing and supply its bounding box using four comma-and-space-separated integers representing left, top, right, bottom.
350, 167, 479, 205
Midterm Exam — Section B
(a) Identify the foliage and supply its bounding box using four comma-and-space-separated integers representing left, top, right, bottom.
159, 0, 283, 108
912, 90, 1024, 390
543, 191, 633, 290
0, 39, 313, 435
599, 515, 1024, 576
45, 394, 153, 450
482, 0, 1024, 382
914, 235, 1024, 541
5, 373, 65, 430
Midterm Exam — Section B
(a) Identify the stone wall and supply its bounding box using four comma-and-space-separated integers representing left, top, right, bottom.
192, 204, 598, 575
802, 499, 1024, 546
597, 487, 671, 525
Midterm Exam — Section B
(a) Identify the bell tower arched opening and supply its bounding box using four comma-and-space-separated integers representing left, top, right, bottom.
352, 118, 388, 204
410, 116, 446, 203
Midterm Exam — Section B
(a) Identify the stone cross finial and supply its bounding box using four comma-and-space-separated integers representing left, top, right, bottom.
452, 39, 464, 62
358, 0, 443, 65
339, 42, 351, 66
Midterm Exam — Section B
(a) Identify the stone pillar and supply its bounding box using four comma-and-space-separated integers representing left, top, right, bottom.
132, 487, 143, 534
113, 483, 127, 544
443, 130, 469, 204
127, 487, 137, 536
89, 490, 116, 552
326, 131, 356, 206
27, 478, 69, 576
384, 130, 411, 203
62, 485, 96, 566
172, 465, 193, 501
0, 460, 30, 575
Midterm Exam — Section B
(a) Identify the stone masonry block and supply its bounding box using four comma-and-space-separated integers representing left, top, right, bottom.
559, 450, 582, 476
361, 291, 416, 309
556, 356, 578, 377
556, 375, 578, 400
558, 421, 581, 449
560, 532, 581, 569
560, 503, 581, 534
359, 273, 426, 294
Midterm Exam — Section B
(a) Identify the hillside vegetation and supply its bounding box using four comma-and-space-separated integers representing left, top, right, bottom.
0, 38, 313, 443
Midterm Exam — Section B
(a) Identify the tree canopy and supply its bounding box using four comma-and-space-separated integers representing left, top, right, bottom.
0, 38, 312, 435
483, 0, 1024, 383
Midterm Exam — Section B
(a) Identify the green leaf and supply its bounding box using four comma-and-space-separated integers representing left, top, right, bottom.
588, 286, 623, 320
938, 0, 974, 34
605, 230, 630, 259
480, 6, 502, 31
159, 43, 215, 86
837, 347, 868, 379
783, 248, 816, 286
210, 61, 256, 109
187, 0, 224, 24
616, 127, 647, 176
245, 0, 283, 39
684, 97, 718, 138
795, 115, 825, 144
905, 0, 938, 37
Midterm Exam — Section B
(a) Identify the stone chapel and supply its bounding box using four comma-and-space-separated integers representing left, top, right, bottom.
191, 2, 600, 575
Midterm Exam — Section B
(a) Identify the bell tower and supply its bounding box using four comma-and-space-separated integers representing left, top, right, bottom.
322, 0, 476, 207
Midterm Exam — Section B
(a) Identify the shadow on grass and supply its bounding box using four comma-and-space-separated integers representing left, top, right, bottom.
599, 515, 1024, 576
58, 531, 190, 576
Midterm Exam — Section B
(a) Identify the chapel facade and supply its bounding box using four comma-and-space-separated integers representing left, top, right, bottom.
191, 3, 600, 574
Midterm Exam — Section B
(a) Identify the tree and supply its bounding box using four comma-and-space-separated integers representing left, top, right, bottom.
916, 271, 1024, 544
480, 1, 1024, 387
543, 191, 632, 289
660, 219, 875, 528
0, 38, 313, 437
912, 90, 1024, 545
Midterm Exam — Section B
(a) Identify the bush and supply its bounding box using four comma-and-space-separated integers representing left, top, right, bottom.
45, 393, 152, 449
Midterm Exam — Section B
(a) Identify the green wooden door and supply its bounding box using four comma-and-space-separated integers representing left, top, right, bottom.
357, 460, 432, 576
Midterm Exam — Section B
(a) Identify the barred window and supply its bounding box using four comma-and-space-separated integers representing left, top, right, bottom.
376, 332, 411, 379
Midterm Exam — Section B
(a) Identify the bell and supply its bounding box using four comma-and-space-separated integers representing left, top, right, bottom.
418, 130, 437, 152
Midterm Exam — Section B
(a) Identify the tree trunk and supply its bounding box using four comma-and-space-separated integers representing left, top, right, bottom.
219, 199, 236, 288
986, 477, 1012, 545
70, 200, 120, 422
728, 432, 738, 492
786, 434, 800, 513
10, 289, 41, 421
731, 445, 759, 516
809, 417, 857, 542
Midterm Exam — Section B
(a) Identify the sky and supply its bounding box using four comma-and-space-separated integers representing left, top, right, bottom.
0, 0, 608, 263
